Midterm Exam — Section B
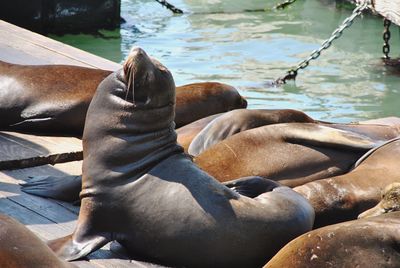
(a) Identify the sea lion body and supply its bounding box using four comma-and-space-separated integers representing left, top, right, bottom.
0, 60, 246, 134
188, 108, 316, 156
0, 214, 76, 268
194, 122, 382, 187
294, 138, 400, 227
48, 48, 314, 268
265, 212, 400, 268
0, 60, 110, 135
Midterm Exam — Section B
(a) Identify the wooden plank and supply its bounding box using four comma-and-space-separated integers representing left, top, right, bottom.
0, 19, 121, 70
0, 132, 82, 170
372, 0, 400, 26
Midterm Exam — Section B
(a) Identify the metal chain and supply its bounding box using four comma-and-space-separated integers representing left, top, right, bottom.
155, 0, 183, 14
275, 0, 297, 10
383, 18, 391, 59
274, 0, 370, 85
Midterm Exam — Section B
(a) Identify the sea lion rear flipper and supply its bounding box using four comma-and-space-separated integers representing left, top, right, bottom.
224, 176, 281, 198
48, 233, 110, 261
20, 175, 81, 202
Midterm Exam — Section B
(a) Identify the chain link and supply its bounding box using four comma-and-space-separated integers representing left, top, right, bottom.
382, 18, 391, 59
275, 0, 297, 9
155, 0, 183, 14
274, 0, 371, 85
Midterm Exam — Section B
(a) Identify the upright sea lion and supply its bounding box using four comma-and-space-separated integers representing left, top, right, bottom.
264, 212, 400, 268
0, 60, 246, 135
0, 214, 76, 268
294, 138, 400, 227
47, 47, 314, 268
358, 182, 400, 219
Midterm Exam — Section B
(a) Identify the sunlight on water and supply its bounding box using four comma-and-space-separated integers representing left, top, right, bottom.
52, 0, 400, 123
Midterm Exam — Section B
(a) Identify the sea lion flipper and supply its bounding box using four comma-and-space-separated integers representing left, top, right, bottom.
21, 175, 81, 202
285, 124, 383, 150
224, 176, 281, 198
48, 233, 109, 261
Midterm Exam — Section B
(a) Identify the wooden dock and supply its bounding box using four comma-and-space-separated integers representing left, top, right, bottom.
0, 20, 164, 267
349, 0, 400, 26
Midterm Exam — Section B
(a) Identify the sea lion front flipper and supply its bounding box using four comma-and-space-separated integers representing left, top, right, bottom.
224, 176, 281, 198
284, 124, 384, 150
48, 233, 110, 261
21, 175, 81, 202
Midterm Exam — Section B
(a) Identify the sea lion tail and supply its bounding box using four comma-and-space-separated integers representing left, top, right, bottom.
48, 233, 110, 261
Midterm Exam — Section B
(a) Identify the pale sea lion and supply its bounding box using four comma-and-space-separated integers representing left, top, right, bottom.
0, 60, 246, 135
0, 213, 76, 268
47, 47, 314, 268
188, 108, 316, 156
194, 122, 384, 187
294, 138, 400, 227
358, 182, 400, 219
264, 212, 400, 268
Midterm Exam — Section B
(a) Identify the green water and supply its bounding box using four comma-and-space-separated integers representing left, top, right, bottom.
52, 0, 400, 122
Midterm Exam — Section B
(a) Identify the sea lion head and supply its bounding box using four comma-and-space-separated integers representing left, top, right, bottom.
123, 47, 175, 109
358, 182, 400, 219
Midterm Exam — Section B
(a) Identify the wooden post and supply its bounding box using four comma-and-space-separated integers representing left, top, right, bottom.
372, 0, 400, 26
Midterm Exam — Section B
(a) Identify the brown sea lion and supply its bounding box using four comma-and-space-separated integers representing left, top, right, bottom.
264, 212, 400, 268
294, 138, 400, 228
47, 47, 314, 268
194, 123, 384, 187
188, 109, 400, 156
0, 213, 76, 268
358, 182, 400, 219
0, 60, 246, 135
176, 113, 222, 152
188, 108, 316, 156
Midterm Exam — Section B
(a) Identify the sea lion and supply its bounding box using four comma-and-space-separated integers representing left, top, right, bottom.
264, 212, 400, 268
0, 213, 76, 268
294, 138, 400, 227
188, 108, 316, 156
188, 109, 400, 156
47, 47, 314, 268
0, 60, 246, 135
175, 82, 247, 128
193, 122, 384, 187
358, 182, 400, 219
176, 113, 222, 152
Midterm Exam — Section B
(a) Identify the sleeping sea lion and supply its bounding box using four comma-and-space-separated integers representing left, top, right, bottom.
264, 212, 400, 268
358, 182, 400, 219
0, 60, 246, 135
47, 47, 314, 268
294, 138, 400, 227
0, 213, 76, 268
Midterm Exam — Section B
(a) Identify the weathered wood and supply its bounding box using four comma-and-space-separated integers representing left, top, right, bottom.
372, 0, 400, 26
0, 132, 83, 170
0, 19, 120, 70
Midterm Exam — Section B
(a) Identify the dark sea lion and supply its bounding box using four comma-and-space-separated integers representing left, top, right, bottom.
175, 82, 247, 128
358, 182, 400, 219
194, 123, 383, 187
294, 138, 400, 227
0, 60, 245, 135
48, 47, 314, 268
188, 108, 316, 156
176, 113, 222, 152
264, 212, 400, 268
0, 213, 76, 268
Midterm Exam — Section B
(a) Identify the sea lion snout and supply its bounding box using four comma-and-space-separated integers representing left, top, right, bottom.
123, 47, 175, 108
